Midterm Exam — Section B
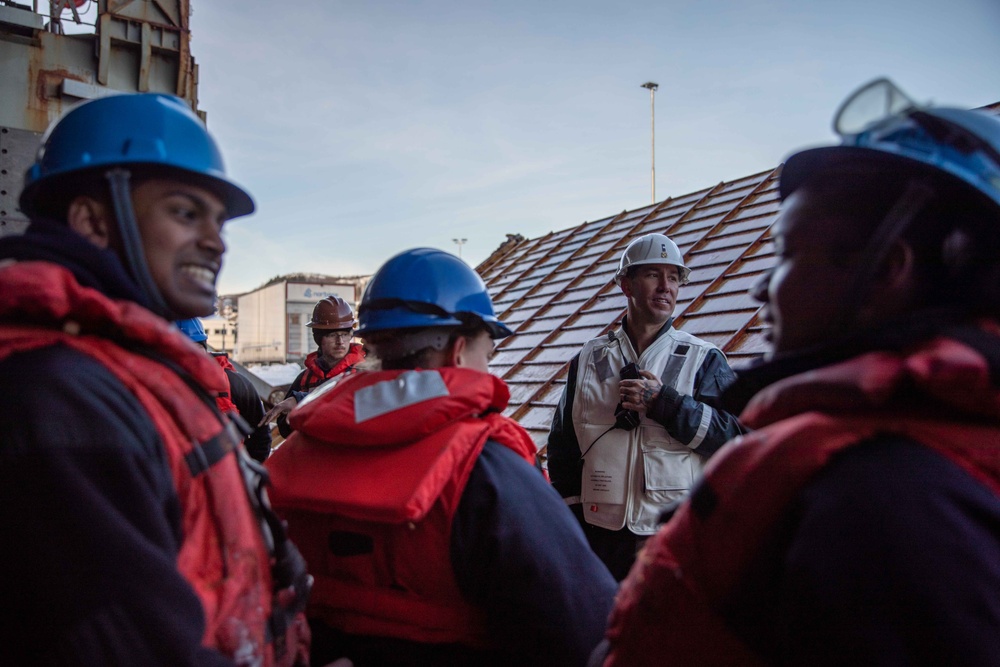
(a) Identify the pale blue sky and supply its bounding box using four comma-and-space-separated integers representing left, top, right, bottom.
183, 0, 1000, 294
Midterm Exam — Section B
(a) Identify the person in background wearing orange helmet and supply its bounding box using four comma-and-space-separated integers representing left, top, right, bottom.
261, 295, 366, 438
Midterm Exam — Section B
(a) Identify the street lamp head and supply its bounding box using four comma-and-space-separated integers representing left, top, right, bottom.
641, 82, 659, 91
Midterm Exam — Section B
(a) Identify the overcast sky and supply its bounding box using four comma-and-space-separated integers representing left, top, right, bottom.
181, 0, 1000, 295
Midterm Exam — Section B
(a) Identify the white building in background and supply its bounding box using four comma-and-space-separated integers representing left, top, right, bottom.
235, 275, 368, 365
198, 314, 237, 354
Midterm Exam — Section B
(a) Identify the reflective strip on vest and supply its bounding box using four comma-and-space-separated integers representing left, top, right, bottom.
354, 370, 450, 423
688, 404, 713, 451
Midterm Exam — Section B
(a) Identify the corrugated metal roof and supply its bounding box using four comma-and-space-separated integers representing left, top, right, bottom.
479, 167, 780, 447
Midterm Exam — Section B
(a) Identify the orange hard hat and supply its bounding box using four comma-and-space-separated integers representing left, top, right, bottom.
307, 295, 356, 329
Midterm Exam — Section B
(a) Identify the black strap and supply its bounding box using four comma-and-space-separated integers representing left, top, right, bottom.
184, 423, 237, 477
104, 168, 172, 318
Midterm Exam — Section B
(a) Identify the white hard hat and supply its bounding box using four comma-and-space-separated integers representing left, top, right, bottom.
615, 233, 690, 285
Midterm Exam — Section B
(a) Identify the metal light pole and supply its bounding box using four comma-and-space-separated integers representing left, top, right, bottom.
452, 238, 468, 258
641, 82, 658, 204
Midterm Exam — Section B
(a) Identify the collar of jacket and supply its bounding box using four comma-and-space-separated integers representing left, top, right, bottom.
723, 311, 1000, 417
0, 219, 151, 308
0, 258, 227, 397
616, 316, 674, 351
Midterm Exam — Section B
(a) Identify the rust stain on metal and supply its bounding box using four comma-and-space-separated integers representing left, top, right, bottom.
36, 69, 87, 102
23, 54, 51, 132
26, 67, 87, 132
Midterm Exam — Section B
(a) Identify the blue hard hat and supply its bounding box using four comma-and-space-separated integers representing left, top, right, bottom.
356, 247, 512, 339
176, 318, 208, 343
20, 93, 254, 218
780, 78, 1000, 213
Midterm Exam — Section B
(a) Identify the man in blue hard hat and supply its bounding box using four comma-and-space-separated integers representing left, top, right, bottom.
596, 79, 1000, 666
0, 94, 310, 666
177, 317, 274, 463
266, 247, 617, 667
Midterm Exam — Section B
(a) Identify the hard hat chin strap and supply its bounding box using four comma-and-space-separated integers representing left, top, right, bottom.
105, 168, 173, 319
834, 179, 936, 331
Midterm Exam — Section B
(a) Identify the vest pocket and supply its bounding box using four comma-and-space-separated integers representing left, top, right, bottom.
640, 445, 695, 497
633, 446, 696, 533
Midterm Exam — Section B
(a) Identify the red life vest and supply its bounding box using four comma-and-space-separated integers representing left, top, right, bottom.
298, 343, 366, 391
0, 261, 309, 666
212, 353, 240, 414
266, 367, 538, 646
602, 330, 1000, 667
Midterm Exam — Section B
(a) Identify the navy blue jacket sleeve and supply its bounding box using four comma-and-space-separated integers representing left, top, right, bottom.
0, 346, 233, 667
277, 370, 308, 438
772, 438, 1000, 665
647, 347, 744, 456
546, 354, 583, 503
451, 440, 618, 667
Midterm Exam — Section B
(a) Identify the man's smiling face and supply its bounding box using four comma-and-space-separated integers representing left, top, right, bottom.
621, 264, 680, 328
131, 178, 228, 318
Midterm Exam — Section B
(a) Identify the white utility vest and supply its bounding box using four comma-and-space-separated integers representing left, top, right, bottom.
572, 325, 717, 534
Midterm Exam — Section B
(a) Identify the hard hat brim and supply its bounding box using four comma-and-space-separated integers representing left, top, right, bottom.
481, 317, 513, 339
306, 323, 357, 330
19, 163, 255, 220
779, 143, 998, 208
356, 308, 512, 339
614, 261, 691, 285
780, 146, 904, 200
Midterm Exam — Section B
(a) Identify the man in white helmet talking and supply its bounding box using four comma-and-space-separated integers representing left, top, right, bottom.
547, 232, 744, 580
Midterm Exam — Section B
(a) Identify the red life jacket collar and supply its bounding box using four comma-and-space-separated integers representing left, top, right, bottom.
213, 352, 236, 373
302, 343, 365, 387
741, 323, 1000, 429
602, 323, 1000, 667
292, 366, 511, 448
275, 367, 535, 524
0, 260, 228, 394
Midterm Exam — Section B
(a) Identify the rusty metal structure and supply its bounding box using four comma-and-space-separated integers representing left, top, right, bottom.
0, 0, 198, 236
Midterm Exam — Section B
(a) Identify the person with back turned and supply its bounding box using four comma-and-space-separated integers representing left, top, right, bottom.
267, 248, 617, 667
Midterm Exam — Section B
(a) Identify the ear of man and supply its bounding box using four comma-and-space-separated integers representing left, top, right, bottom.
448, 334, 469, 368
881, 240, 916, 289
619, 275, 635, 298
859, 240, 919, 322
66, 196, 114, 249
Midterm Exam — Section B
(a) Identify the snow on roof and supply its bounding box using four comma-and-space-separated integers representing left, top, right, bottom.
244, 363, 302, 387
